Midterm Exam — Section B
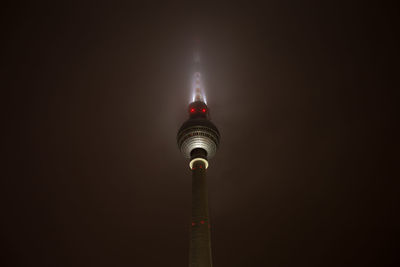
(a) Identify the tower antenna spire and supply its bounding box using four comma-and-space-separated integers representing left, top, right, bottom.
192, 46, 207, 104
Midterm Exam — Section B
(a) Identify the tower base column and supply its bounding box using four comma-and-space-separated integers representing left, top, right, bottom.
190, 159, 212, 267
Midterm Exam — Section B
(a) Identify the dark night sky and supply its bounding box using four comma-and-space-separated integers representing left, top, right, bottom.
2, 2, 397, 266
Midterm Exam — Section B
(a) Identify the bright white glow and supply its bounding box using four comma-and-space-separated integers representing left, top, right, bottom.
189, 158, 209, 169
190, 72, 207, 104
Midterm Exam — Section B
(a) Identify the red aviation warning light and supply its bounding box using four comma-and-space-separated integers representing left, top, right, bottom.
188, 101, 209, 118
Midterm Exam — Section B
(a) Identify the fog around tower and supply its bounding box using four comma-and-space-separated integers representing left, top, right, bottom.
2, 2, 396, 267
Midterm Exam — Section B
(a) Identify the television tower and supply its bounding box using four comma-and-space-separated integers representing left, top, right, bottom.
177, 51, 220, 267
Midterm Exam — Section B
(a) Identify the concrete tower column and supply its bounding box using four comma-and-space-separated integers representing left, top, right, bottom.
190, 158, 212, 267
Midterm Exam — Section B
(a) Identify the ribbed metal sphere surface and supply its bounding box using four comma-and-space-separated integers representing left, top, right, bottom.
177, 118, 220, 159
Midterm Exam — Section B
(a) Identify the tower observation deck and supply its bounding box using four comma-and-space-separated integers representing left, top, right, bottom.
177, 51, 220, 267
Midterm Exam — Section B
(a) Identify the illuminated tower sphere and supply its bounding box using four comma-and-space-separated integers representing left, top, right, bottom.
177, 52, 220, 267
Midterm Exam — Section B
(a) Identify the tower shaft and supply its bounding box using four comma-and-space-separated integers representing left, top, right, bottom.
190, 160, 212, 267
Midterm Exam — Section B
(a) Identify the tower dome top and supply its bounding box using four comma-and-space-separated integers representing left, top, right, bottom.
177, 117, 220, 159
